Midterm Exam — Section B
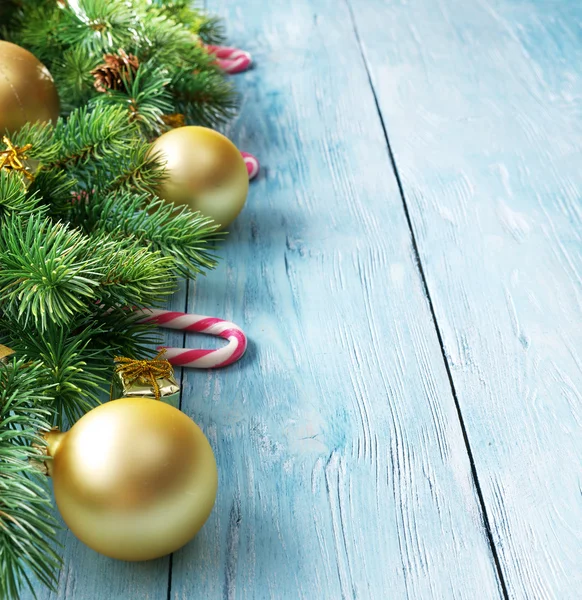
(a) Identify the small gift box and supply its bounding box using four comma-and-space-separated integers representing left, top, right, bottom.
111, 350, 180, 407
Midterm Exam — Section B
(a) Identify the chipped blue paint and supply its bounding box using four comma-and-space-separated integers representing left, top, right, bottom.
349, 0, 582, 597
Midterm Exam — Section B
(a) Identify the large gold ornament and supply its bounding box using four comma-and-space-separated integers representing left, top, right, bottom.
151, 126, 248, 229
0, 41, 60, 134
45, 397, 218, 561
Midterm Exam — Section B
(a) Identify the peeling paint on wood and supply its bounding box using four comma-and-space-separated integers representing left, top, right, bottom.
348, 0, 582, 597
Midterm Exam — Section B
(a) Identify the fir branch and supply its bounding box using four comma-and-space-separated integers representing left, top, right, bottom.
95, 238, 177, 307
98, 142, 167, 196
58, 0, 135, 55
71, 190, 221, 278
0, 359, 61, 600
48, 105, 136, 172
171, 68, 238, 127
0, 325, 107, 428
152, 1, 226, 44
0, 171, 43, 219
0, 1, 21, 33
6, 3, 63, 64
8, 120, 61, 167
114, 198, 222, 278
83, 305, 161, 362
135, 10, 210, 66
90, 65, 173, 137
0, 215, 102, 331
53, 46, 99, 113
195, 15, 226, 45
28, 169, 77, 218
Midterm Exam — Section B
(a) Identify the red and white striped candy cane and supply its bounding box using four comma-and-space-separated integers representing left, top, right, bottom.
241, 151, 260, 180
205, 44, 252, 74
137, 309, 247, 369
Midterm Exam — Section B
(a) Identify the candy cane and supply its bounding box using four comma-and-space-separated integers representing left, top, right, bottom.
137, 309, 247, 369
205, 44, 252, 74
241, 151, 260, 180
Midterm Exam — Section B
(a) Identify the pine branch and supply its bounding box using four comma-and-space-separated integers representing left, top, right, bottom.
0, 214, 178, 331
53, 46, 99, 113
0, 326, 106, 428
58, 0, 135, 55
5, 2, 63, 63
48, 105, 137, 172
172, 68, 238, 127
151, 1, 226, 44
90, 65, 173, 137
95, 238, 177, 307
93, 142, 167, 196
8, 120, 61, 167
135, 9, 212, 66
0, 359, 61, 600
122, 199, 222, 278
0, 171, 43, 219
68, 190, 221, 278
28, 170, 77, 218
0, 215, 102, 331
82, 305, 161, 363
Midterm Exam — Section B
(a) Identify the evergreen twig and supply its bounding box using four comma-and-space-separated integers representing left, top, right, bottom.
0, 359, 61, 600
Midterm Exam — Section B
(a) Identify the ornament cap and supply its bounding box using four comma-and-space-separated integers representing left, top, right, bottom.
44, 428, 67, 475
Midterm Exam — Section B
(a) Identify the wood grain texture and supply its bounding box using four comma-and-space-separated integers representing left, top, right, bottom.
170, 0, 503, 598
347, 0, 582, 597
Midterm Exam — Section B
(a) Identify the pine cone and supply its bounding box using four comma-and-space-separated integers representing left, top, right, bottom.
91, 50, 139, 93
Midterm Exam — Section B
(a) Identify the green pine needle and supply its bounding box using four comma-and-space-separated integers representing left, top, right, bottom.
0, 171, 43, 218
58, 0, 135, 55
0, 359, 61, 600
90, 65, 173, 137
0, 215, 103, 331
49, 105, 137, 172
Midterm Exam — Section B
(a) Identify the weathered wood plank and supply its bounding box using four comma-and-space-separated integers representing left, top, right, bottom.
171, 0, 503, 598
20, 280, 189, 600
348, 0, 582, 597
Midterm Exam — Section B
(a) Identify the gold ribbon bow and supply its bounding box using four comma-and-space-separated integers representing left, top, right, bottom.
113, 350, 173, 401
0, 136, 34, 181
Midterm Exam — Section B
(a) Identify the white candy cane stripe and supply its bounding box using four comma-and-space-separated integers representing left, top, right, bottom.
137, 309, 247, 369
241, 151, 260, 180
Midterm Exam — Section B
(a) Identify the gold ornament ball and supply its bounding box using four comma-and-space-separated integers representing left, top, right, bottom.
45, 397, 218, 561
0, 41, 60, 134
151, 126, 249, 229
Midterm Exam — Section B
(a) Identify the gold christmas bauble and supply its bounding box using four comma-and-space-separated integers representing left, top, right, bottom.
151, 126, 248, 229
0, 41, 60, 134
45, 397, 218, 561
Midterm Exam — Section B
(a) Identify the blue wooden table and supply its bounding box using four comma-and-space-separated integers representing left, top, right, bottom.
26, 0, 582, 598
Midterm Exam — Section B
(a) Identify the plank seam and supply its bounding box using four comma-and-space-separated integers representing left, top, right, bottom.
342, 1, 511, 598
